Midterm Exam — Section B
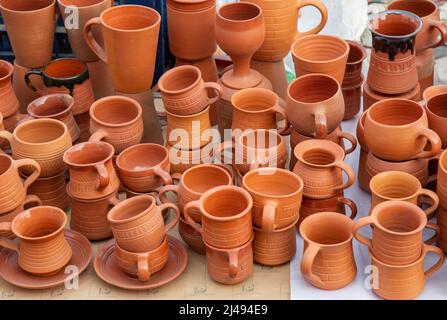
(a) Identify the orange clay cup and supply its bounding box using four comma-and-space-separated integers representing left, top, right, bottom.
107, 195, 180, 252
242, 168, 303, 232
370, 244, 445, 300
299, 211, 356, 290
231, 88, 289, 135
158, 65, 223, 116
292, 140, 355, 199
423, 84, 447, 102
0, 206, 72, 276
425, 93, 447, 149
436, 150, 447, 209
369, 171, 439, 217
364, 99, 441, 161
167, 142, 215, 174
353, 200, 439, 266
286, 74, 344, 138
183, 185, 253, 249
115, 235, 169, 282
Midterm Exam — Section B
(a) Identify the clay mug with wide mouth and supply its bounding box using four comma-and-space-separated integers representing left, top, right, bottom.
425, 93, 447, 149
364, 99, 441, 161
286, 74, 344, 138
292, 140, 355, 199
107, 195, 180, 252
299, 211, 357, 290
0, 206, 72, 276
353, 200, 439, 266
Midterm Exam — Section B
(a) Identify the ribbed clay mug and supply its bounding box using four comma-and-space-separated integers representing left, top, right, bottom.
437, 149, 447, 207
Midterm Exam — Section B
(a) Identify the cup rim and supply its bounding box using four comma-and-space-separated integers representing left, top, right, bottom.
158, 65, 202, 95
41, 58, 88, 82
426, 92, 447, 121
368, 10, 423, 39
291, 34, 350, 65
287, 73, 341, 105
423, 85, 447, 102
231, 88, 279, 114
63, 141, 114, 167
27, 93, 74, 119
293, 139, 345, 168
387, 0, 437, 19
57, 0, 110, 9
370, 171, 421, 201
217, 2, 262, 24
0, 0, 55, 13
100, 5, 161, 33
90, 96, 143, 128
181, 164, 233, 196
116, 143, 169, 174
237, 129, 283, 151
203, 234, 254, 252
13, 118, 69, 146
107, 194, 156, 224
367, 98, 425, 129
345, 40, 367, 66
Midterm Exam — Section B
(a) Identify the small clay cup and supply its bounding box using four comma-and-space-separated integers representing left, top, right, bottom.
25, 170, 68, 210
107, 195, 180, 252
299, 212, 356, 290
167, 142, 215, 174
425, 93, 447, 149
342, 41, 367, 87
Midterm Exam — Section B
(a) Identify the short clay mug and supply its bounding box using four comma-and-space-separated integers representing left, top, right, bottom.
116, 143, 172, 193
369, 171, 439, 217
364, 99, 441, 161
89, 96, 144, 154
299, 212, 356, 290
158, 65, 223, 115
292, 140, 355, 199
425, 93, 447, 149
286, 74, 344, 138
0, 154, 41, 214
353, 201, 439, 266
107, 195, 180, 252
183, 185, 253, 249
242, 168, 303, 232
0, 206, 72, 276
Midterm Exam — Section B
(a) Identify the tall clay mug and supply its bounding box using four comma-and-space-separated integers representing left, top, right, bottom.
353, 200, 439, 266
0, 206, 72, 276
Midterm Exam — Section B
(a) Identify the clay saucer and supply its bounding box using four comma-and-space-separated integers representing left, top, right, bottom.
94, 235, 188, 290
0, 230, 92, 289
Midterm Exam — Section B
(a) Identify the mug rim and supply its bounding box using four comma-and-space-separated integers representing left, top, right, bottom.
181, 164, 233, 196
116, 143, 169, 174
90, 96, 143, 128
426, 92, 447, 121
0, 60, 13, 82
423, 85, 447, 102
368, 10, 423, 39
291, 34, 349, 65
13, 118, 69, 146
238, 128, 283, 151
107, 194, 157, 224
27, 93, 74, 119
370, 171, 421, 201
293, 139, 345, 168
41, 58, 88, 82
100, 4, 161, 33
367, 98, 425, 128
58, 0, 110, 9
345, 40, 367, 66
387, 0, 437, 19
63, 141, 114, 167
0, 0, 55, 13
158, 65, 202, 95
217, 2, 262, 24
287, 73, 341, 105
231, 88, 279, 114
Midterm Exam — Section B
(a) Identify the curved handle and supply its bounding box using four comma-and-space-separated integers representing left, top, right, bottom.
227, 248, 240, 278
89, 129, 107, 142
417, 188, 439, 218
108, 194, 121, 206
83, 17, 108, 63
337, 130, 358, 155
0, 222, 19, 252
333, 161, 355, 192
295, 0, 328, 38
15, 158, 41, 191
24, 69, 44, 93
261, 202, 277, 232
153, 166, 173, 186
424, 222, 440, 245
204, 82, 223, 105
214, 141, 234, 164
429, 21, 447, 49
159, 203, 180, 234
22, 194, 43, 209
300, 242, 324, 286
0, 130, 13, 148
352, 215, 375, 248
137, 252, 150, 282
94, 163, 110, 189
158, 184, 179, 204
337, 197, 358, 219
314, 112, 327, 138
423, 244, 445, 278
183, 200, 203, 234
271, 103, 290, 135
412, 127, 441, 160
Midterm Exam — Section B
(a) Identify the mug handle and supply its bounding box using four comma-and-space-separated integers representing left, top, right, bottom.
423, 244, 445, 278
83, 17, 108, 63
159, 203, 180, 234
0, 222, 19, 252
183, 200, 203, 234
333, 161, 355, 192
22, 194, 43, 209
352, 215, 375, 249
159, 184, 179, 204
214, 141, 234, 164
428, 21, 447, 49
424, 222, 440, 245
137, 252, 150, 282
295, 0, 328, 38
94, 163, 110, 189
337, 131, 358, 155
89, 129, 108, 142
204, 82, 223, 105
301, 242, 325, 286
314, 112, 327, 138
337, 196, 358, 219
227, 247, 240, 278
261, 202, 277, 232
15, 159, 41, 191
417, 188, 439, 218
24, 69, 45, 94
0, 130, 13, 148
108, 194, 121, 206
271, 104, 290, 136
412, 127, 441, 160
153, 166, 173, 186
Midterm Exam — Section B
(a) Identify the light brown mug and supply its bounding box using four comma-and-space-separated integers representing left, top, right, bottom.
425, 92, 447, 149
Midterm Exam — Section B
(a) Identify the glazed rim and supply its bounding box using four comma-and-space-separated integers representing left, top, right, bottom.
0, 0, 55, 12
115, 236, 168, 256
387, 0, 437, 18
63, 141, 114, 167
426, 93, 447, 119
238, 129, 283, 150
27, 94, 74, 118
116, 143, 169, 173
43, 58, 88, 80
368, 10, 422, 39
14, 118, 68, 146
165, 105, 210, 119
291, 35, 349, 64
217, 2, 262, 23
158, 65, 202, 95
58, 0, 110, 9
231, 88, 278, 113
204, 234, 254, 252
198, 185, 253, 222
287, 74, 340, 104
294, 139, 345, 167
181, 164, 232, 196
100, 5, 161, 32
370, 171, 420, 201
0, 60, 13, 82
11, 206, 67, 241
423, 85, 447, 102
90, 96, 142, 127
242, 168, 303, 198
346, 40, 367, 65
107, 195, 157, 224
367, 98, 425, 127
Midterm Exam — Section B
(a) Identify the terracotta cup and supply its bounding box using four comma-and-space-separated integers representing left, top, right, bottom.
25, 170, 68, 210
63, 141, 120, 200
0, 154, 40, 214
436, 149, 447, 208
423, 84, 447, 102
371, 244, 445, 300
205, 235, 254, 285
364, 99, 441, 161
0, 0, 56, 68
158, 65, 222, 116
425, 93, 447, 149
299, 212, 356, 290
353, 201, 439, 266
286, 74, 344, 138
83, 5, 161, 93
167, 142, 215, 174
0, 118, 72, 177
0, 206, 72, 276
292, 140, 355, 199
0, 60, 19, 119
107, 195, 180, 252
342, 41, 367, 87
291, 35, 349, 84
12, 60, 42, 114
231, 88, 289, 135
370, 171, 439, 217
179, 217, 205, 255
89, 96, 144, 154
115, 235, 169, 282
116, 143, 172, 193
183, 185, 253, 249
242, 168, 303, 231
27, 94, 80, 143
342, 78, 363, 121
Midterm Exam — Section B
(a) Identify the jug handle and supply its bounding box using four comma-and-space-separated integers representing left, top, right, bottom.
295, 0, 328, 39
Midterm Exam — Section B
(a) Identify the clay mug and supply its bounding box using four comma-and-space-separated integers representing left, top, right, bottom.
0, 154, 40, 214
167, 142, 215, 174
115, 235, 169, 282
342, 77, 363, 121
299, 211, 357, 290
107, 195, 180, 252
370, 171, 439, 217
179, 217, 205, 255
423, 84, 447, 102
364, 99, 441, 161
0, 118, 72, 177
370, 244, 445, 300
342, 40, 367, 87
356, 110, 368, 151
158, 65, 222, 115
353, 201, 439, 265
231, 88, 289, 135
0, 206, 72, 276
242, 168, 303, 231
286, 74, 344, 138
116, 143, 172, 193
25, 170, 68, 210
183, 185, 253, 249
83, 5, 161, 93
89, 96, 144, 154
436, 149, 447, 207
292, 140, 355, 199
437, 206, 447, 253
0, 60, 19, 118
63, 141, 120, 200
425, 93, 447, 149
